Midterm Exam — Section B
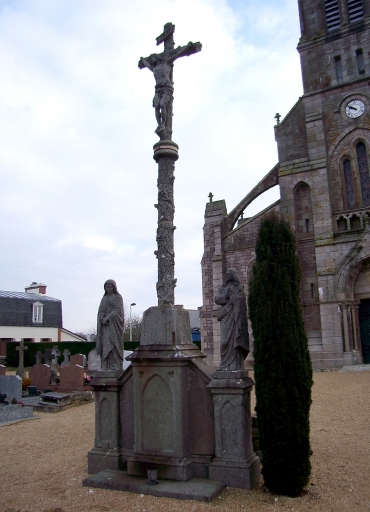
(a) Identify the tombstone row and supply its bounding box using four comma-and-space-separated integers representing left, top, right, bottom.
29, 363, 87, 393
34, 349, 86, 368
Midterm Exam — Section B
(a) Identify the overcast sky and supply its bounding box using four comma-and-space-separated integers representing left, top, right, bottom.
0, 0, 303, 333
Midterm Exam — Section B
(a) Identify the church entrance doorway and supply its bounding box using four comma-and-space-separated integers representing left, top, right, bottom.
359, 299, 370, 364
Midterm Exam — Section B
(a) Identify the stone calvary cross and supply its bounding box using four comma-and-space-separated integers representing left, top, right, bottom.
139, 24, 202, 305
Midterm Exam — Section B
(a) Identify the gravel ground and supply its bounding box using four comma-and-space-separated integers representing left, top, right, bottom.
1, 369, 370, 512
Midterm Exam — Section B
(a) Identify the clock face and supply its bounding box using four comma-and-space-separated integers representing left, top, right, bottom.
345, 99, 365, 118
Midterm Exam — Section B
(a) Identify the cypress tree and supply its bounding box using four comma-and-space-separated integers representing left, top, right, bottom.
248, 212, 313, 497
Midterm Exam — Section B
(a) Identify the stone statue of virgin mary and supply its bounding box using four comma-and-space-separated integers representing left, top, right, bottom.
96, 279, 124, 371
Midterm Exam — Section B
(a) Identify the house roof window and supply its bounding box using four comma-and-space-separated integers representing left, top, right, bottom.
33, 302, 43, 323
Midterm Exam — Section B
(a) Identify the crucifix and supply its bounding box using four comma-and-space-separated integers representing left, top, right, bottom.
139, 24, 202, 305
208, 192, 214, 203
16, 340, 28, 378
275, 112, 281, 125
139, 22, 202, 141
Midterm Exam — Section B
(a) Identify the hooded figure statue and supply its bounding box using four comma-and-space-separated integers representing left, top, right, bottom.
215, 269, 250, 371
96, 279, 124, 371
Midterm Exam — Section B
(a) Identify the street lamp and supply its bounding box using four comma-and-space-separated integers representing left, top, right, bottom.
129, 303, 136, 342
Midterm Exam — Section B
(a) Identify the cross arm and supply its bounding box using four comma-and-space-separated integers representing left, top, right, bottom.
170, 41, 202, 62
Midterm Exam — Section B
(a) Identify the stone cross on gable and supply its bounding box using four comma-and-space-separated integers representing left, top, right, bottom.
208, 192, 214, 203
275, 112, 281, 124
16, 340, 28, 378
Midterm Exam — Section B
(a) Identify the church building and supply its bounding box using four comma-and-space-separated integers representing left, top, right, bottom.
200, 0, 370, 370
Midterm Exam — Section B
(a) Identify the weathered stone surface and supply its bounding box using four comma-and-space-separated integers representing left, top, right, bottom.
59, 364, 84, 392
140, 305, 192, 346
29, 364, 50, 392
96, 280, 124, 371
70, 354, 86, 367
138, 22, 201, 142
0, 404, 33, 424
88, 373, 123, 474
0, 375, 22, 403
215, 269, 249, 371
83, 470, 225, 502
208, 371, 260, 489
88, 349, 101, 371
127, 345, 213, 482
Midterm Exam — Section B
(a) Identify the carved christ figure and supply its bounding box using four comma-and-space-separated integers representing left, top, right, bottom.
138, 23, 201, 138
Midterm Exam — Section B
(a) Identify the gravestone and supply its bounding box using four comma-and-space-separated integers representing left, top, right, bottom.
0, 375, 22, 403
70, 353, 86, 367
0, 365, 6, 376
16, 340, 28, 378
59, 364, 85, 392
29, 364, 51, 391
51, 346, 61, 364
0, 404, 33, 424
88, 349, 101, 371
35, 351, 43, 365
43, 349, 53, 366
61, 349, 71, 367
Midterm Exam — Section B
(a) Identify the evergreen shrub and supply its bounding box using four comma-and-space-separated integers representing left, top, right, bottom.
248, 212, 313, 497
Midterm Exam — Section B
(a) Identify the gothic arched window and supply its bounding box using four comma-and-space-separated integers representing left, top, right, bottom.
357, 142, 370, 207
343, 159, 356, 209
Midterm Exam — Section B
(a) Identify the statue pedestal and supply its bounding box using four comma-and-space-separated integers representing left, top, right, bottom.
88, 371, 123, 474
126, 304, 215, 481
208, 370, 260, 489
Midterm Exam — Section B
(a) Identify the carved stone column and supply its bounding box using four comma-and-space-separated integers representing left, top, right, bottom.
350, 301, 360, 351
341, 303, 351, 352
153, 140, 178, 305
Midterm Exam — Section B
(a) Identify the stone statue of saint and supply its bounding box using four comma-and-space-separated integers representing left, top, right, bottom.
96, 279, 124, 371
138, 23, 201, 138
215, 269, 250, 371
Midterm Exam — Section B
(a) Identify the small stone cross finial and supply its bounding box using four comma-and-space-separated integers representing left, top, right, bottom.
208, 192, 214, 203
16, 340, 28, 378
275, 112, 281, 124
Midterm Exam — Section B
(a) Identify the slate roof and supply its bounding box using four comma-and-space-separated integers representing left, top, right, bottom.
0, 291, 60, 302
0, 291, 62, 327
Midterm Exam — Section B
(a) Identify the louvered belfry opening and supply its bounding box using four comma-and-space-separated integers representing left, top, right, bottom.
348, 0, 364, 23
325, 0, 341, 30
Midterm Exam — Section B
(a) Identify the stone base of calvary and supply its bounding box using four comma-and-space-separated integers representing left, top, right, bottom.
83, 23, 260, 501
84, 305, 259, 500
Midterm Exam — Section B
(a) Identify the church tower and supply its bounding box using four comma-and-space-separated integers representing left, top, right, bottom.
275, 0, 370, 367
200, 0, 370, 369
